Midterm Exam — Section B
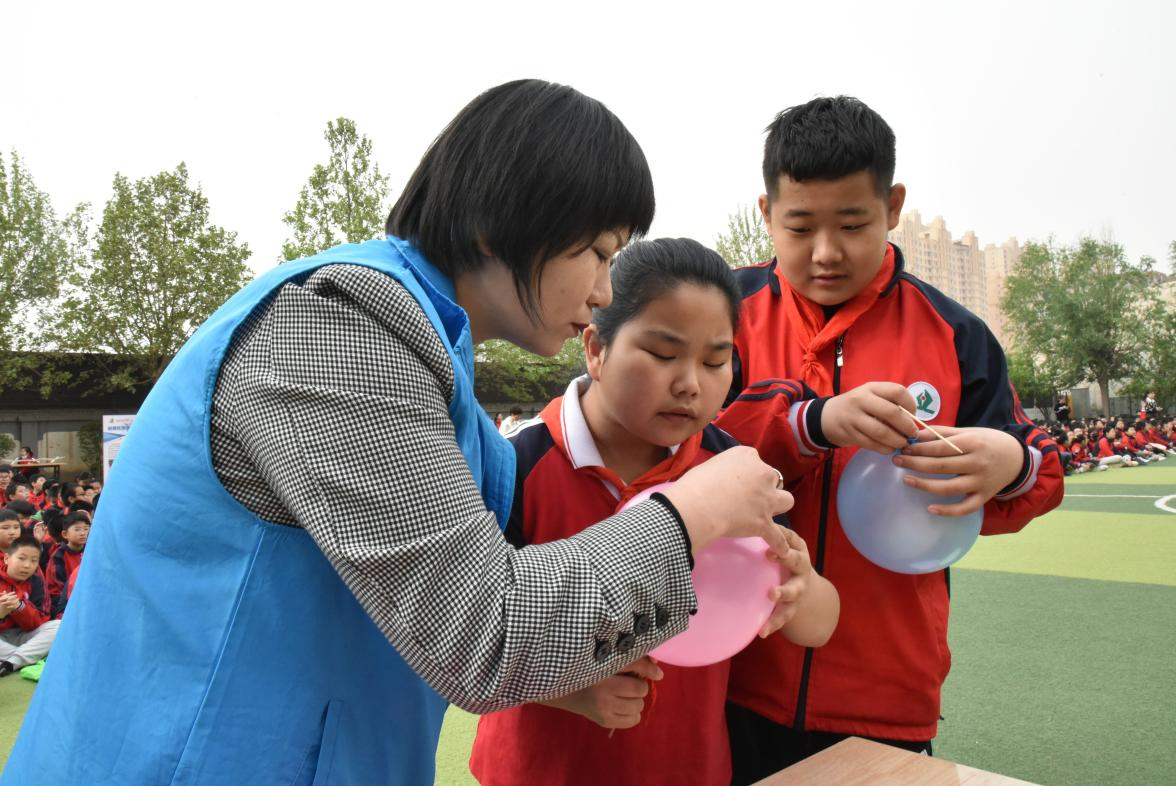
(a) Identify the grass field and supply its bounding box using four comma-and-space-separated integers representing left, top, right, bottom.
4, 462, 1174, 784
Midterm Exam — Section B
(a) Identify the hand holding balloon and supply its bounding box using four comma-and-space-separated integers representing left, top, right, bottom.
763, 529, 840, 647
893, 426, 1027, 516
838, 447, 983, 574
540, 655, 663, 730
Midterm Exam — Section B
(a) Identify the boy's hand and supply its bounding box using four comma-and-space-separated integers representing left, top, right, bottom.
893, 426, 1025, 516
33, 522, 47, 542
761, 529, 813, 636
541, 656, 663, 730
822, 382, 918, 454
0, 592, 19, 618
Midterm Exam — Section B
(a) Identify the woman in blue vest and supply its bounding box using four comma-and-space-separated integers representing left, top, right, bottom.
4, 80, 794, 785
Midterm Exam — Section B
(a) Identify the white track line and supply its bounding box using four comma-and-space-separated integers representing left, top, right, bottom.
1065, 494, 1160, 498
1156, 495, 1176, 514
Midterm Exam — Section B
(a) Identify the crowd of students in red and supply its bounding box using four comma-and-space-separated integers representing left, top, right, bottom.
0, 460, 97, 677
1051, 402, 1176, 473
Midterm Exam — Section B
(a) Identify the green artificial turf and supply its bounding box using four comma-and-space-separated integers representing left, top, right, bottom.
936, 569, 1176, 786
5, 461, 1175, 784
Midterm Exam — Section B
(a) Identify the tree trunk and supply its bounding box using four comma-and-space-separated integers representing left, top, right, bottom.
1099, 376, 1112, 419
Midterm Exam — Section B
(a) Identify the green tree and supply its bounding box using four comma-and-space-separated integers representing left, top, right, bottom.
50, 163, 252, 390
281, 118, 390, 261
1002, 238, 1162, 418
1005, 349, 1060, 418
0, 150, 86, 351
715, 204, 774, 268
475, 339, 585, 404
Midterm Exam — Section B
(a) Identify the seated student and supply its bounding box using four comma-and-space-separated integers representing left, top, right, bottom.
0, 512, 21, 558
1116, 428, 1154, 464
41, 482, 63, 514
34, 509, 63, 573
1095, 427, 1134, 467
1068, 436, 1101, 473
14, 447, 37, 467
1130, 423, 1167, 459
58, 482, 83, 514
6, 482, 31, 506
6, 500, 37, 537
47, 512, 88, 617
0, 465, 11, 507
1143, 423, 1175, 455
0, 535, 60, 678
470, 239, 840, 786
26, 475, 47, 510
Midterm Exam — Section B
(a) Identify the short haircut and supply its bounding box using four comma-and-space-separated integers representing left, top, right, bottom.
42, 509, 64, 541
69, 501, 94, 514
6, 534, 39, 555
6, 500, 35, 517
0, 464, 11, 473
62, 482, 81, 501
509, 406, 523, 417
593, 238, 741, 346
387, 79, 655, 317
763, 96, 896, 199
0, 510, 18, 524
62, 511, 90, 531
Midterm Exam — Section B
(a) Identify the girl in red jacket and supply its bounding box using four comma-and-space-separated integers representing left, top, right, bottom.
470, 239, 839, 786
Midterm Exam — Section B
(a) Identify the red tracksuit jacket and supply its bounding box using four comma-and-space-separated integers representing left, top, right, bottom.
715, 244, 1064, 741
471, 378, 740, 786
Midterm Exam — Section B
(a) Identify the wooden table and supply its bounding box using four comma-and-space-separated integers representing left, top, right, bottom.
754, 737, 1037, 785
11, 462, 62, 480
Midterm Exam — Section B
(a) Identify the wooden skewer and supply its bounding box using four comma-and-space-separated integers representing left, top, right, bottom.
906, 412, 965, 455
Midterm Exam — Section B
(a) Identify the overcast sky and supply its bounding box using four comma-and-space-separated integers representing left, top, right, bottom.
5, 1, 1174, 276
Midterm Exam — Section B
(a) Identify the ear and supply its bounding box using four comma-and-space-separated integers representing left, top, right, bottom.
757, 193, 772, 225
583, 324, 606, 382
886, 184, 907, 230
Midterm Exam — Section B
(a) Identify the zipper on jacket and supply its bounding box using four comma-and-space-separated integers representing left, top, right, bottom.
794, 334, 843, 733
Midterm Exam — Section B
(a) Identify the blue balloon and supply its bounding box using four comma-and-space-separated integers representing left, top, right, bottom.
836, 448, 982, 574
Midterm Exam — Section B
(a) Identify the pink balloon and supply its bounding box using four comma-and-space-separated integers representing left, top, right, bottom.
622, 483, 786, 667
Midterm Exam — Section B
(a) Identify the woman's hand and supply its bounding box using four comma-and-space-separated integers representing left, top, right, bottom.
662, 447, 794, 560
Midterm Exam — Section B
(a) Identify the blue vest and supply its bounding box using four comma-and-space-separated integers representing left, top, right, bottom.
3, 238, 515, 785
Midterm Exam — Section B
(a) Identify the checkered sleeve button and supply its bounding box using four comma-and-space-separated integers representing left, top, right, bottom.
594, 639, 614, 663
654, 604, 670, 629
633, 612, 652, 635
615, 632, 636, 654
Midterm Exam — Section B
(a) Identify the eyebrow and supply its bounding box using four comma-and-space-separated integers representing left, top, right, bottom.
783, 207, 870, 218
643, 329, 734, 351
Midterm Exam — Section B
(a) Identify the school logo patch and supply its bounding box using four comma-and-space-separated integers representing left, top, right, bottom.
907, 381, 942, 421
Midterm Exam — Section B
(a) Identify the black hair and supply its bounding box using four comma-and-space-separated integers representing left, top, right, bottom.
0, 464, 11, 473
592, 238, 741, 346
0, 510, 18, 524
62, 511, 90, 531
42, 509, 64, 542
763, 96, 896, 199
69, 501, 94, 515
387, 79, 655, 317
6, 534, 39, 555
75, 472, 95, 484
510, 406, 523, 416
62, 482, 81, 502
6, 500, 35, 517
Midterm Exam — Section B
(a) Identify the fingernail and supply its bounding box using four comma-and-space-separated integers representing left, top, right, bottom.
902, 475, 916, 486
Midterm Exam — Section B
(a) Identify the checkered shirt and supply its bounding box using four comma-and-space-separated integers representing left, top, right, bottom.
210, 263, 697, 712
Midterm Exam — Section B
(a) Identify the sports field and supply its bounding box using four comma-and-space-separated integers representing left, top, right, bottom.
4, 462, 1174, 784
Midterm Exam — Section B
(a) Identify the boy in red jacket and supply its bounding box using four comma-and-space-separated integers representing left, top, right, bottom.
715, 96, 1064, 783
0, 535, 60, 677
